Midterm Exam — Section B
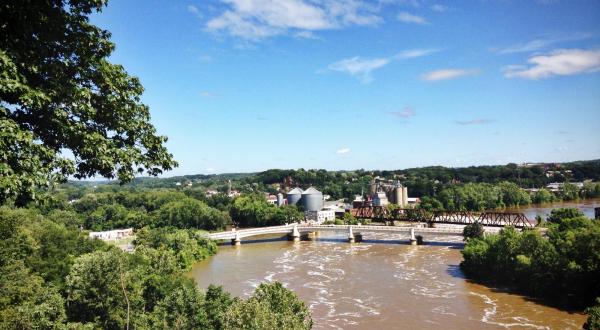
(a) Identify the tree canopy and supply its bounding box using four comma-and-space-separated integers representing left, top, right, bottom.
0, 0, 177, 205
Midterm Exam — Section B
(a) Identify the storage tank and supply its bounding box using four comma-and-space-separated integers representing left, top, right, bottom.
394, 187, 403, 206
277, 193, 284, 207
402, 186, 408, 207
301, 187, 324, 211
286, 188, 303, 206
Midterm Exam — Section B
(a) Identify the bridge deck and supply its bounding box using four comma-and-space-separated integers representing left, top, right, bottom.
207, 224, 501, 241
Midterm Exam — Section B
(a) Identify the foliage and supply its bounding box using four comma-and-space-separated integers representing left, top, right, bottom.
461, 208, 600, 308
153, 197, 229, 230
585, 298, 600, 330
0, 0, 177, 205
230, 195, 303, 227
134, 227, 217, 271
463, 222, 485, 241
222, 282, 312, 330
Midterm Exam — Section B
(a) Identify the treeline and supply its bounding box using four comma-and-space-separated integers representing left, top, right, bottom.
30, 187, 307, 231
0, 206, 312, 329
35, 189, 231, 231
418, 181, 600, 211
461, 209, 600, 328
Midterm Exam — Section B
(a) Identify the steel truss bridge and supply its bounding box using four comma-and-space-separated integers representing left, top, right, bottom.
351, 206, 533, 228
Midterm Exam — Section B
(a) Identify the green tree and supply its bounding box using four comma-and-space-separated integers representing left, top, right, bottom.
0, 0, 177, 205
585, 298, 600, 330
463, 222, 485, 241
66, 250, 145, 329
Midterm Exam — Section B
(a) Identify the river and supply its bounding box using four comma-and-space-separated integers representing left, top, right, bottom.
189, 202, 596, 329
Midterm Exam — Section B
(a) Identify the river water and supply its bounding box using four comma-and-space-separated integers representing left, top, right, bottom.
189, 202, 596, 329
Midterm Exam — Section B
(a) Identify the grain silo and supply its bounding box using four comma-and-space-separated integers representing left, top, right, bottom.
393, 186, 403, 206
402, 186, 408, 207
286, 188, 303, 206
301, 187, 323, 211
277, 193, 284, 207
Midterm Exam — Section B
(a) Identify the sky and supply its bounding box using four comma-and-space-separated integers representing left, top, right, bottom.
90, 0, 600, 176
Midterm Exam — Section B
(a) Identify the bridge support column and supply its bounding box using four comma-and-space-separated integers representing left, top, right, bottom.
409, 228, 417, 245
231, 232, 241, 246
287, 224, 300, 242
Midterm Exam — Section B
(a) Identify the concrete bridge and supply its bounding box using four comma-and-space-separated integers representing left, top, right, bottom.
207, 224, 502, 246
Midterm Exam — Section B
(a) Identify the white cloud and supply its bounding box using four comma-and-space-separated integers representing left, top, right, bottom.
393, 48, 439, 59
336, 148, 351, 155
389, 107, 416, 118
187, 5, 201, 16
206, 0, 381, 41
503, 48, 600, 79
397, 12, 428, 25
495, 33, 592, 54
430, 4, 447, 12
456, 119, 495, 125
421, 69, 478, 81
328, 56, 390, 83
328, 48, 438, 82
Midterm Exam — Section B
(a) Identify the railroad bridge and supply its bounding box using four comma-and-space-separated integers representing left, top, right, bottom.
207, 224, 504, 246
351, 206, 532, 228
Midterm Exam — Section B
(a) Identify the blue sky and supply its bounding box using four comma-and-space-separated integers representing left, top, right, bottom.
91, 0, 600, 176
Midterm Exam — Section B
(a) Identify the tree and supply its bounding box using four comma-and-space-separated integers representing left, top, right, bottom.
0, 0, 177, 205
585, 298, 600, 330
66, 250, 145, 329
463, 222, 484, 241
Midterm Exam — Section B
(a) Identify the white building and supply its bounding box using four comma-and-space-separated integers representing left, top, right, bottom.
89, 228, 134, 241
305, 210, 336, 224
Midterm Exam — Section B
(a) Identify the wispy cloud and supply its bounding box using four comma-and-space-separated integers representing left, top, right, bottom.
187, 5, 201, 17
494, 33, 592, 54
206, 0, 381, 41
503, 48, 600, 79
397, 12, 429, 25
336, 148, 351, 155
421, 69, 478, 81
200, 91, 220, 98
328, 57, 390, 83
456, 119, 495, 125
389, 107, 416, 119
393, 48, 439, 59
430, 4, 447, 12
328, 48, 438, 83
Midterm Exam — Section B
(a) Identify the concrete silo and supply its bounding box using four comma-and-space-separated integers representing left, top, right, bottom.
301, 187, 324, 211
402, 186, 408, 207
277, 193, 284, 207
286, 188, 303, 206
393, 187, 403, 206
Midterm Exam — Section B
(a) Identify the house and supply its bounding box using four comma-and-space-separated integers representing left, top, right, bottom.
89, 228, 134, 241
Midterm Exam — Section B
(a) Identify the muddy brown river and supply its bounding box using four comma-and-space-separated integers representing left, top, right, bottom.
190, 229, 587, 329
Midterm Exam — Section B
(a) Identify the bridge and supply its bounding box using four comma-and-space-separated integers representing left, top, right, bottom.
207, 224, 503, 246
351, 207, 533, 228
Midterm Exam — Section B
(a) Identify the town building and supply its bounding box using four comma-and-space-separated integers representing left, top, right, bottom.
89, 228, 134, 241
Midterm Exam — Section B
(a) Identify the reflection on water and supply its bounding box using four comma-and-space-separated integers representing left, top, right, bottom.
190, 231, 586, 329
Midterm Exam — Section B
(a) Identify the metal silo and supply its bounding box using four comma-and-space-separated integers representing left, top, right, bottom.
301, 187, 323, 211
286, 188, 303, 206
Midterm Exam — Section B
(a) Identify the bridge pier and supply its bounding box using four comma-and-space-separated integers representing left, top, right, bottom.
287, 224, 300, 242
409, 228, 417, 245
231, 232, 241, 246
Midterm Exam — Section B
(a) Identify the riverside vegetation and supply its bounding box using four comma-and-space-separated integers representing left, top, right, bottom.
461, 209, 600, 329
